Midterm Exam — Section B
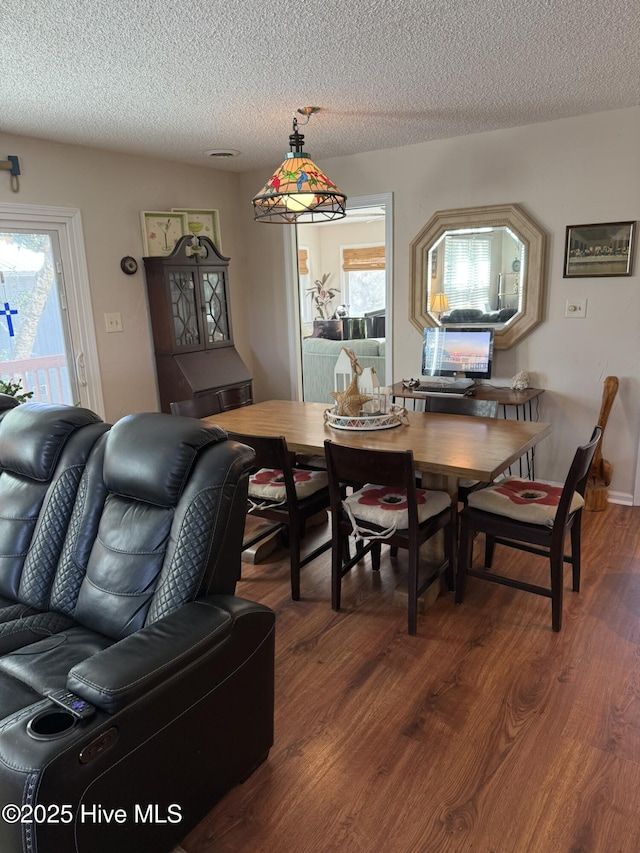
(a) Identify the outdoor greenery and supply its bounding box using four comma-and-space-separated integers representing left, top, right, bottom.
0, 379, 33, 403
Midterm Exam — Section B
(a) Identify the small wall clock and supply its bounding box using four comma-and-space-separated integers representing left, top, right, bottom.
120, 256, 138, 275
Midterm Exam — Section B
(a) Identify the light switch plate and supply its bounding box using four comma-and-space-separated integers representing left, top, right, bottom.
105, 312, 123, 333
565, 298, 587, 318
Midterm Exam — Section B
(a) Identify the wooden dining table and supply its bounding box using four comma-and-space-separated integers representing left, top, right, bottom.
205, 400, 551, 611
204, 399, 551, 498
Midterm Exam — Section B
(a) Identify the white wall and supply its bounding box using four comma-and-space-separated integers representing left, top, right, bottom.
241, 107, 640, 501
0, 132, 248, 422
3, 110, 638, 499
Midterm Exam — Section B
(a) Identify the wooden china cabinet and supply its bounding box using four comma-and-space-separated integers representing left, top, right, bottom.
143, 235, 252, 413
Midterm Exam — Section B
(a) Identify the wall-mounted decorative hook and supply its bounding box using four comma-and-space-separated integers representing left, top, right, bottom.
0, 156, 21, 193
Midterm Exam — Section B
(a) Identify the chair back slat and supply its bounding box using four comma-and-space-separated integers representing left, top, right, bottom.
225, 432, 295, 474
324, 440, 415, 490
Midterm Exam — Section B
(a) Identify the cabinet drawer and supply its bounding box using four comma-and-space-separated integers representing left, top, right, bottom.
218, 384, 253, 411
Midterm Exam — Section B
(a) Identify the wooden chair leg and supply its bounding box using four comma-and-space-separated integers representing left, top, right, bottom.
444, 509, 456, 592
407, 545, 418, 635
331, 528, 344, 612
289, 523, 301, 601
484, 533, 496, 568
456, 516, 472, 604
331, 520, 349, 610
371, 541, 382, 571
550, 549, 564, 632
570, 517, 582, 592
390, 545, 398, 559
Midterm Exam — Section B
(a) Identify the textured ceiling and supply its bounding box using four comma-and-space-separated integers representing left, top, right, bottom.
2, 0, 639, 175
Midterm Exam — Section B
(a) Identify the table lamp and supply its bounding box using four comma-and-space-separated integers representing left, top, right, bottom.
430, 292, 450, 320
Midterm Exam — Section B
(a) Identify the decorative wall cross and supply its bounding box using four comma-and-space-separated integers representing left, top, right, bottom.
0, 302, 18, 336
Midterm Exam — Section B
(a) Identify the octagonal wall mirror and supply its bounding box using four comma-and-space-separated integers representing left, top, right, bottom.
409, 203, 546, 349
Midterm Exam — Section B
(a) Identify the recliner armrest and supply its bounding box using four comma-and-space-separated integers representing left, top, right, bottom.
67, 595, 274, 713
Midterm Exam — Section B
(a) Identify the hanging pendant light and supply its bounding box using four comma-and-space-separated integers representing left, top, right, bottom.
252, 108, 347, 224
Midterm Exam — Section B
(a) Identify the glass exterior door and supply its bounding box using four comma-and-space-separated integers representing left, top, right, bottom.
0, 230, 79, 404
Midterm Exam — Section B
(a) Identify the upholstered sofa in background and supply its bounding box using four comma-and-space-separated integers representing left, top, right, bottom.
440, 307, 517, 324
301, 337, 386, 404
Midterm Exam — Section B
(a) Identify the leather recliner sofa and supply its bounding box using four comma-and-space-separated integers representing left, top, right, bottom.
0, 403, 275, 853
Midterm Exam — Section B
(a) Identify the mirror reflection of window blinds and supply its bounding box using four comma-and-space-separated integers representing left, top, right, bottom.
443, 234, 492, 311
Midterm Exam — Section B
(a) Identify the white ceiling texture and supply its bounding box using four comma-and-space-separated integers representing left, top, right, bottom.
2, 0, 639, 174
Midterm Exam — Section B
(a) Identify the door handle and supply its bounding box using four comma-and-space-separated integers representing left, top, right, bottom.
75, 351, 87, 386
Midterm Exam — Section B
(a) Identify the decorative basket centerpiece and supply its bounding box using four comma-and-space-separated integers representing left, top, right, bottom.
324, 406, 408, 431
325, 348, 408, 431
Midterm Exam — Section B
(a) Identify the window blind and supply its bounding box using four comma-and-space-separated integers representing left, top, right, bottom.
342, 245, 385, 271
443, 235, 492, 311
298, 248, 309, 275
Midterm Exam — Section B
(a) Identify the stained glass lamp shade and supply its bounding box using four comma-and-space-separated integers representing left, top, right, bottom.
252, 119, 347, 224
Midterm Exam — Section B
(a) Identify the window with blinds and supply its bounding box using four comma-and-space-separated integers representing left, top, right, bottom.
342, 245, 385, 272
341, 244, 386, 317
443, 234, 492, 311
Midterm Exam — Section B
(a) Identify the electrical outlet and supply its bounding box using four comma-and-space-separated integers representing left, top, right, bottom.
565, 298, 587, 319
105, 312, 123, 333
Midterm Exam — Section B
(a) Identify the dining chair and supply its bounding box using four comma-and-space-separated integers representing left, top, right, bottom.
169, 391, 223, 418
225, 431, 333, 600
456, 425, 601, 632
425, 396, 499, 501
324, 439, 456, 635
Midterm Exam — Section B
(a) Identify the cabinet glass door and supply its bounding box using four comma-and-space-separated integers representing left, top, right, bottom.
168, 270, 201, 349
201, 271, 230, 345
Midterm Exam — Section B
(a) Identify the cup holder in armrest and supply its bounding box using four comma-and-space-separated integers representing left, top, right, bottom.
27, 709, 77, 740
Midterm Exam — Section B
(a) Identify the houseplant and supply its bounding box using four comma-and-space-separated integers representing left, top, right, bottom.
307, 273, 340, 320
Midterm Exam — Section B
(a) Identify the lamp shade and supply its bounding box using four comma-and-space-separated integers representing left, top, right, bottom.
253, 152, 346, 224
253, 115, 346, 224
430, 292, 450, 314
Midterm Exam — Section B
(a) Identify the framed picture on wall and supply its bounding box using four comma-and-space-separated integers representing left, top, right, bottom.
563, 221, 635, 277
172, 209, 221, 251
140, 211, 188, 257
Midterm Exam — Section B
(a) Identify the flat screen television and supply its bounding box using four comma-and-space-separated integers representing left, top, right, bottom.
422, 327, 494, 380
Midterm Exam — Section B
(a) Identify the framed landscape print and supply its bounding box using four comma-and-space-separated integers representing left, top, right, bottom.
173, 209, 221, 251
140, 211, 187, 257
563, 221, 635, 277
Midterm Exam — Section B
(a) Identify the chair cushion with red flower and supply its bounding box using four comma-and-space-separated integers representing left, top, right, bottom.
343, 483, 451, 539
248, 467, 328, 504
467, 477, 585, 527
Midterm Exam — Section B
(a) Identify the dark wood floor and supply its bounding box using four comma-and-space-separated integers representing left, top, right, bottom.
181, 503, 640, 853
